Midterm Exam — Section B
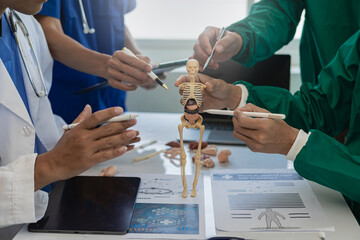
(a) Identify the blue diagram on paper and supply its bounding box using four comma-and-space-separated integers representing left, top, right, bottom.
213, 172, 303, 181
129, 203, 199, 234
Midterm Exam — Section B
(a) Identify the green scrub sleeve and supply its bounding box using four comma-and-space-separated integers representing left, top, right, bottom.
234, 29, 360, 137
226, 0, 304, 67
294, 130, 360, 203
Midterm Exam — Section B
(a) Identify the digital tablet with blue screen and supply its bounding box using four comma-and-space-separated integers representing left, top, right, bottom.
28, 176, 140, 235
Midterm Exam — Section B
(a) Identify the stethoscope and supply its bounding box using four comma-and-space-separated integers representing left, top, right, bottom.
8, 10, 48, 98
79, 0, 95, 34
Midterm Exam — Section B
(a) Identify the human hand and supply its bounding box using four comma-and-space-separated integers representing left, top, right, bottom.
192, 26, 243, 70
107, 51, 155, 91
35, 105, 140, 190
232, 104, 299, 155
175, 73, 242, 111
139, 61, 167, 90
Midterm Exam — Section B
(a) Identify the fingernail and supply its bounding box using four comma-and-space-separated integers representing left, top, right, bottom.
126, 131, 136, 138
119, 146, 127, 153
146, 65, 152, 72
114, 107, 123, 114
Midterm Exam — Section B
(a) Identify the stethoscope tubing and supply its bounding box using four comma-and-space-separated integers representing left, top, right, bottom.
9, 10, 48, 98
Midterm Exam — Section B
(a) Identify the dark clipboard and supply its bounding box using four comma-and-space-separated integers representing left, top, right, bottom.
28, 176, 140, 235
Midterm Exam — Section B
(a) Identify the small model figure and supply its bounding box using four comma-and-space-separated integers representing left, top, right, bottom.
178, 59, 206, 198
99, 165, 117, 176
201, 156, 215, 168
201, 145, 218, 156
218, 149, 231, 163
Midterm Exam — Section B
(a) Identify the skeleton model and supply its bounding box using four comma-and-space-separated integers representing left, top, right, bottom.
178, 59, 206, 198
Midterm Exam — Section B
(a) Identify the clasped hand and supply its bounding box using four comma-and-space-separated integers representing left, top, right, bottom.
233, 104, 299, 155
35, 105, 140, 190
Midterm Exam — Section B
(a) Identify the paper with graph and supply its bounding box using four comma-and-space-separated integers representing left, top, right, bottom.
211, 169, 334, 232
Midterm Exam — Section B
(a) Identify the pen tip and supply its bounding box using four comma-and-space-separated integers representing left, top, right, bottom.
163, 84, 168, 90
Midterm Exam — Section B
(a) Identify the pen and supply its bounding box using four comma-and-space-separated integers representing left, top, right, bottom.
204, 109, 286, 120
62, 114, 139, 131
131, 140, 158, 151
122, 47, 168, 90
203, 27, 226, 71
318, 232, 326, 240
133, 149, 165, 162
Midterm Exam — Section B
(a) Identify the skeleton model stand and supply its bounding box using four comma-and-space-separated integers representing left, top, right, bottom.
178, 59, 206, 198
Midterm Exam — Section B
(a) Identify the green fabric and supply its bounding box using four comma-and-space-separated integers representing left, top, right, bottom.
227, 0, 360, 85
234, 30, 360, 220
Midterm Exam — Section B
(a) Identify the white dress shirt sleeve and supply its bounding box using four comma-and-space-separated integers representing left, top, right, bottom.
0, 154, 48, 227
286, 130, 311, 161
234, 84, 249, 109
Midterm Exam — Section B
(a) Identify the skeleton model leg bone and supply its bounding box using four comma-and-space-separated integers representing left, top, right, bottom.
178, 115, 205, 198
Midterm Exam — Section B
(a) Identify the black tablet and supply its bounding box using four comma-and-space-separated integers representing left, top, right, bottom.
28, 176, 140, 235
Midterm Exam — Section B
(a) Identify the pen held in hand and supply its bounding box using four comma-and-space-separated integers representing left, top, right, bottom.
62, 114, 139, 131
122, 47, 168, 90
203, 27, 226, 71
204, 109, 286, 120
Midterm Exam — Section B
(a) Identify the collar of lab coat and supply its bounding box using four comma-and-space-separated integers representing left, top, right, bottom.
0, 59, 32, 125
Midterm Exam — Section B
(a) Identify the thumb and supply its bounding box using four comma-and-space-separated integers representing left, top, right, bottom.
238, 103, 270, 113
215, 36, 233, 54
72, 104, 92, 124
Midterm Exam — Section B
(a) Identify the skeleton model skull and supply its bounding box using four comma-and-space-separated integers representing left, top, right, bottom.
178, 59, 206, 198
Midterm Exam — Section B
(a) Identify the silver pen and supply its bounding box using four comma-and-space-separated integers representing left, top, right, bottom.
62, 114, 139, 131
203, 27, 226, 70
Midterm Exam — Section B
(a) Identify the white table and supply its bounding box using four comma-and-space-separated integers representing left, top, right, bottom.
14, 112, 360, 240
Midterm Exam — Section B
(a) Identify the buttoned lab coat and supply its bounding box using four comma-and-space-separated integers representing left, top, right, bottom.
0, 9, 60, 227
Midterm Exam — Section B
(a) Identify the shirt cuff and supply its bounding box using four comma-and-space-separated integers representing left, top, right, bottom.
12, 154, 37, 224
286, 130, 310, 161
235, 84, 249, 109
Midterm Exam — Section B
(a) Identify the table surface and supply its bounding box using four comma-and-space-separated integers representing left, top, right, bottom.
14, 112, 360, 240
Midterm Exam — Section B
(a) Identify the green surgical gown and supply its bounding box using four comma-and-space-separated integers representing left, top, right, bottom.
236, 30, 360, 221
227, 0, 360, 85
228, 0, 360, 221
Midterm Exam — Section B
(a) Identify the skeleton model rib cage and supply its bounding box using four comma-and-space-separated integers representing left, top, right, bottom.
177, 59, 206, 198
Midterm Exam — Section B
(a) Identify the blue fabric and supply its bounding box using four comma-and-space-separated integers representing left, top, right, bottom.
38, 0, 136, 123
0, 15, 30, 112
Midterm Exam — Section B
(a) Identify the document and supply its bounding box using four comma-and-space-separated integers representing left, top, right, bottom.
211, 169, 334, 232
127, 174, 206, 239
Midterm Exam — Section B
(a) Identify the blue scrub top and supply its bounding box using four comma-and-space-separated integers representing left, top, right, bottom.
0, 15, 30, 111
38, 0, 136, 123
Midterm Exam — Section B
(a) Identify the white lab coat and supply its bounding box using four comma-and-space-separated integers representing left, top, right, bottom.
0, 9, 60, 227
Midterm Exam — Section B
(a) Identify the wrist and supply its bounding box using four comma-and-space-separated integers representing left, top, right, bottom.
34, 152, 61, 191
226, 84, 242, 110
230, 32, 243, 58
102, 54, 112, 79
286, 127, 300, 154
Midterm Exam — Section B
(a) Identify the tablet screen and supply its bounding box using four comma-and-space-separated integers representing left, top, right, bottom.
28, 176, 140, 235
